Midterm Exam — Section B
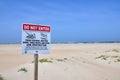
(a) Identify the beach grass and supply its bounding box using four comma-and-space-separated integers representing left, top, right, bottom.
39, 58, 52, 63
18, 67, 28, 72
32, 58, 68, 63
115, 58, 120, 62
95, 55, 109, 60
32, 60, 34, 63
112, 49, 119, 53
56, 58, 68, 62
96, 55, 120, 63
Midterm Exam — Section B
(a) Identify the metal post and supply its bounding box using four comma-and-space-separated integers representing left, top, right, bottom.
34, 54, 38, 80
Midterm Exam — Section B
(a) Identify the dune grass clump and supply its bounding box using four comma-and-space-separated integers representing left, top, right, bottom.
39, 58, 52, 63
56, 59, 64, 62
18, 67, 28, 72
32, 58, 68, 63
111, 56, 120, 62
115, 59, 120, 62
114, 57, 120, 62
95, 55, 109, 60
105, 49, 119, 53
56, 58, 68, 62
32, 58, 53, 63
112, 49, 119, 53
96, 55, 120, 63
0, 75, 4, 80
64, 58, 67, 60
111, 56, 120, 58
32, 60, 34, 63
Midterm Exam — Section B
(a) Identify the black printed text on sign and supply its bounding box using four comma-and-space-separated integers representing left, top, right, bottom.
22, 24, 50, 54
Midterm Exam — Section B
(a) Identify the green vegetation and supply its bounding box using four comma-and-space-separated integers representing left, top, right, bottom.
115, 59, 120, 62
114, 58, 120, 62
112, 49, 119, 53
32, 60, 34, 63
56, 58, 68, 62
56, 59, 65, 62
105, 49, 119, 53
18, 67, 28, 72
111, 56, 120, 58
111, 56, 120, 62
39, 58, 52, 63
32, 58, 68, 63
96, 55, 120, 63
64, 58, 67, 60
95, 55, 109, 60
0, 75, 4, 80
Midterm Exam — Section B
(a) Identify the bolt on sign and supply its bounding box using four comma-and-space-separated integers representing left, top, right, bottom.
22, 24, 50, 54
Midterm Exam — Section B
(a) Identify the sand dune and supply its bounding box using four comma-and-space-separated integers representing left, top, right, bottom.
0, 43, 120, 80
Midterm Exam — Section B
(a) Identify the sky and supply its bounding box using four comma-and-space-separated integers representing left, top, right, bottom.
0, 0, 120, 43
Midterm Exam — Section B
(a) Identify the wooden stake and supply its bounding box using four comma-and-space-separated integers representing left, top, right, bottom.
34, 54, 38, 80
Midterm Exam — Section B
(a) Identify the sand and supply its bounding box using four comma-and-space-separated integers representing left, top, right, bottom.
0, 43, 120, 80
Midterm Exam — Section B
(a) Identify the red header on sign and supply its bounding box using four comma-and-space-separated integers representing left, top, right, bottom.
23, 24, 50, 32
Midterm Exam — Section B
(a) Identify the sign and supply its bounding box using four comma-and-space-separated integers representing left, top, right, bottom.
22, 24, 50, 54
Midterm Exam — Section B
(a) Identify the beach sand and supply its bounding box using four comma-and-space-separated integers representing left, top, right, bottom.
0, 43, 120, 80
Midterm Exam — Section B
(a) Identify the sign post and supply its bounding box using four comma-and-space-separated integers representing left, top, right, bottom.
34, 54, 38, 80
22, 24, 50, 80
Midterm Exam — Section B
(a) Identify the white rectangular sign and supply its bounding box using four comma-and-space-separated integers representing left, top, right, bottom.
22, 24, 50, 54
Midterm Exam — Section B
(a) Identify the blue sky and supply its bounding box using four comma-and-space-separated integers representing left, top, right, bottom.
0, 0, 120, 43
